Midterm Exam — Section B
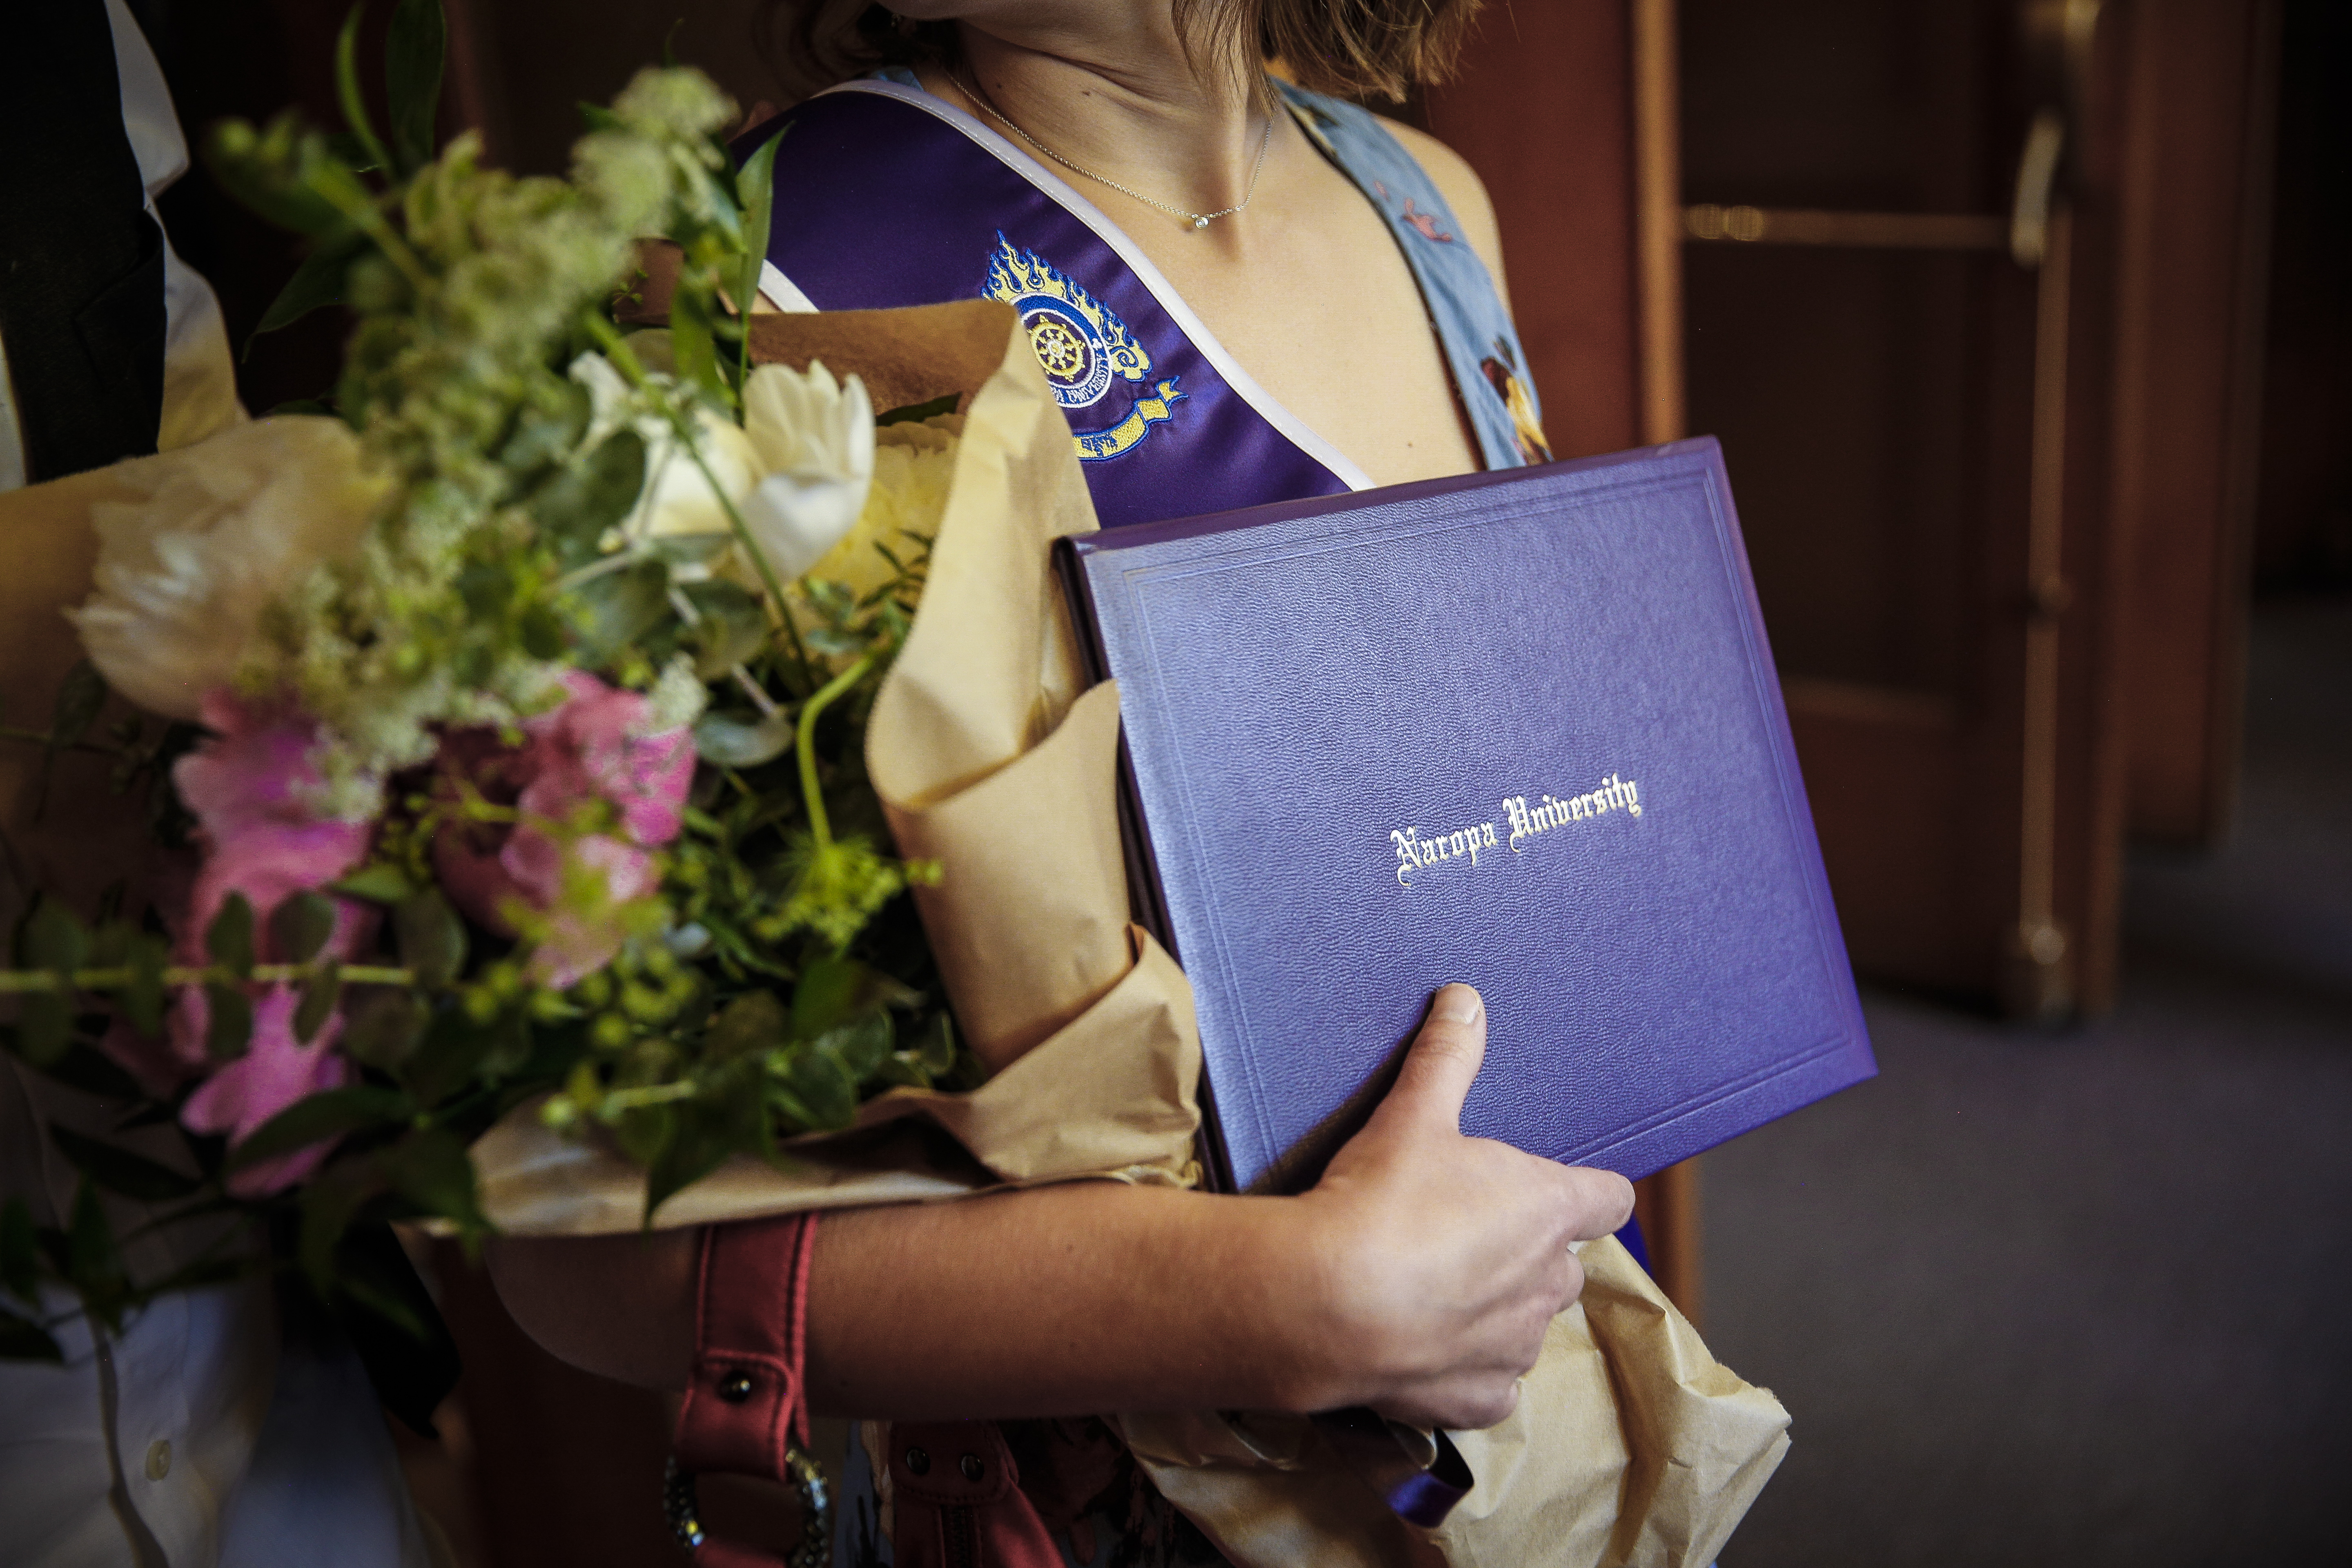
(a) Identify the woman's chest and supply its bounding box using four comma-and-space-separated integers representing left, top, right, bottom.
1127, 182, 1480, 488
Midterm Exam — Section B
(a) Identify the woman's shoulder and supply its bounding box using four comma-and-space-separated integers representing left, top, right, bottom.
1274, 83, 1507, 303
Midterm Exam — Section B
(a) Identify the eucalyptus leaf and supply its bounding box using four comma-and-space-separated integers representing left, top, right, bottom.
497, 379, 592, 477
227, 1085, 410, 1174
332, 863, 416, 904
531, 429, 646, 561
0, 1308, 63, 1364
385, 0, 447, 176
704, 991, 788, 1062
47, 1124, 201, 1203
877, 392, 962, 427
683, 581, 770, 678
815, 1010, 893, 1085
271, 891, 340, 965
570, 560, 671, 664
294, 961, 344, 1044
39, 1043, 143, 1104
1, 1198, 40, 1307
65, 1182, 125, 1329
206, 893, 255, 978
692, 707, 795, 768
245, 236, 362, 358
48, 661, 108, 749
393, 891, 466, 989
733, 128, 784, 384
334, 3, 395, 177
120, 932, 169, 1040
205, 984, 254, 1062
779, 1045, 857, 1131
341, 989, 425, 1071
298, 1164, 385, 1297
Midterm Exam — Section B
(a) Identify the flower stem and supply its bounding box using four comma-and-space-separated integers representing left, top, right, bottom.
795, 653, 873, 851
0, 725, 122, 757
0, 963, 413, 993
580, 312, 818, 689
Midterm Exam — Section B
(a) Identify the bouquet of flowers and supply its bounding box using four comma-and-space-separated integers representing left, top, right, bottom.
0, 3, 973, 1366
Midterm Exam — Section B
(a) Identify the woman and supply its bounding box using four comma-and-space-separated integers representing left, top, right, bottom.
490, 2, 1634, 1559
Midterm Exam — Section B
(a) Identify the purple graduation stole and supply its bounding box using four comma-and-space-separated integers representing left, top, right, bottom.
746, 80, 1370, 530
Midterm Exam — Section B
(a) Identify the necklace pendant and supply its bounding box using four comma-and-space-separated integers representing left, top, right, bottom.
1191, 215, 1210, 230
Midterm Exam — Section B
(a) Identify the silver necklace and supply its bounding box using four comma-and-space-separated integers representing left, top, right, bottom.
953, 72, 1274, 230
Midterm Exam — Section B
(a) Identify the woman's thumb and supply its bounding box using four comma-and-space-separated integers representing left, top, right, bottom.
1378, 984, 1488, 1133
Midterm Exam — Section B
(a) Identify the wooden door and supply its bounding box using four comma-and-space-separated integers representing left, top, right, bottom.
1668, 0, 2181, 1021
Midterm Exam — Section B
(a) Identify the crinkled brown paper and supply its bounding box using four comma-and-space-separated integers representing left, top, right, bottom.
0, 300, 1788, 1563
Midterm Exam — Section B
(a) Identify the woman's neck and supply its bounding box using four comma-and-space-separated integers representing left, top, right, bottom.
918, 8, 1275, 229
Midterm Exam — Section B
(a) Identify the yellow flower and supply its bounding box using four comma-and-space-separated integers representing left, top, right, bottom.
803, 415, 961, 600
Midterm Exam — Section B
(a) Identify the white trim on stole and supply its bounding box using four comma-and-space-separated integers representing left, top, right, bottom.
761, 78, 1376, 494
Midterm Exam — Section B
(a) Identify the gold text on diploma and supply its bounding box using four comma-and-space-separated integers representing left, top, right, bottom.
1389, 773, 1645, 888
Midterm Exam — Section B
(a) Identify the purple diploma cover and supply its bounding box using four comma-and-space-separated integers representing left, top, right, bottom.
1062, 438, 1876, 1193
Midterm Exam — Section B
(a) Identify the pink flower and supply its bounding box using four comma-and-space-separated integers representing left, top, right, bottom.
174, 692, 374, 956
178, 989, 354, 1196
110, 692, 376, 1181
433, 672, 693, 987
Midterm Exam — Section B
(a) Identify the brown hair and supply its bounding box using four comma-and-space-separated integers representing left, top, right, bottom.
760, 1, 1488, 105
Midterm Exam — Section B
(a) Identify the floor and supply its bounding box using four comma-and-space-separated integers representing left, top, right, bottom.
1704, 596, 2352, 1566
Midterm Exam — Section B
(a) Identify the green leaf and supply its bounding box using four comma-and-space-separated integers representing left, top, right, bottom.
816, 1010, 893, 1085
704, 991, 788, 1062
294, 961, 344, 1044
791, 956, 912, 1039
39, 1042, 142, 1103
203, 115, 352, 237
331, 863, 416, 904
392, 891, 466, 989
205, 984, 254, 1062
270, 891, 340, 965
570, 559, 671, 665
733, 128, 784, 386
530, 428, 646, 560
226, 1085, 410, 1174
497, 379, 592, 477
381, 1128, 484, 1236
385, 0, 447, 176
644, 1100, 739, 1221
335, 3, 395, 177
682, 580, 771, 679
401, 1004, 520, 1104
341, 989, 425, 1070
1, 1197, 40, 1307
47, 1124, 201, 1203
298, 1163, 385, 1297
0, 1308, 64, 1363
120, 932, 170, 1040
207, 892, 256, 978
691, 707, 795, 768
244, 236, 363, 360
13, 902, 86, 1067
667, 287, 726, 409
65, 1181, 125, 1330
877, 392, 962, 427
777, 1045, 857, 1131
49, 660, 109, 749
914, 1013, 956, 1078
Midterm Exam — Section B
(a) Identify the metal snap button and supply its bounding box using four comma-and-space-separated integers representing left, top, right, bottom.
959, 1452, 984, 1482
717, 1370, 756, 1403
904, 1446, 930, 1475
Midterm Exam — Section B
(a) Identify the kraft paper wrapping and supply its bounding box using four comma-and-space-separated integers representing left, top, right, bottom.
468, 298, 1207, 1232
1120, 1237, 1791, 1568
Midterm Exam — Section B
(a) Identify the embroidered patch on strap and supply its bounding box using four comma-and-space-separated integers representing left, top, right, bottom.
982, 232, 1185, 461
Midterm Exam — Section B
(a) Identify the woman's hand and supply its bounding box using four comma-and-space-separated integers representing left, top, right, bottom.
1290, 984, 1635, 1429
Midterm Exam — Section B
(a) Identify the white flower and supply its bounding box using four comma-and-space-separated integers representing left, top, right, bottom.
738, 359, 875, 582
804, 415, 960, 599
568, 348, 759, 566
68, 416, 389, 721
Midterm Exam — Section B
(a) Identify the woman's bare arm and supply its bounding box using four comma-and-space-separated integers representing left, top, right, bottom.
486, 985, 1633, 1430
